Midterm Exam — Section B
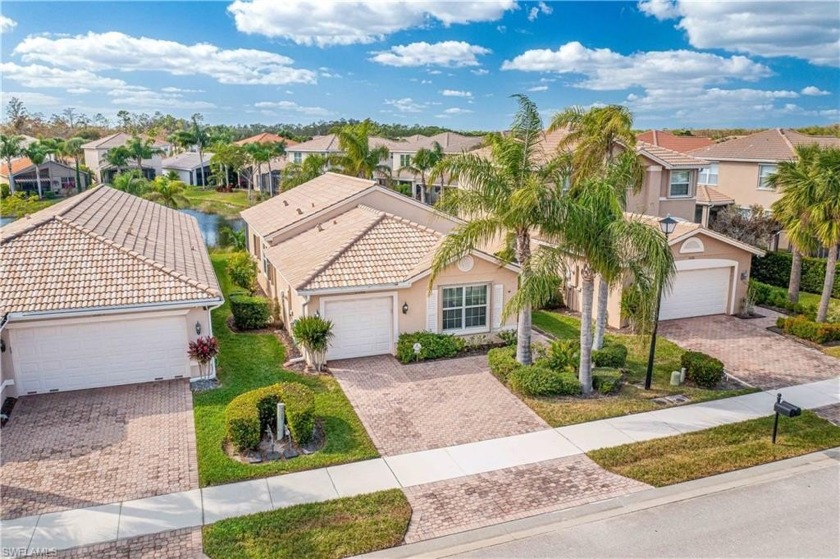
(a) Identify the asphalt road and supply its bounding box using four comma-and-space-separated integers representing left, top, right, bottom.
453, 465, 840, 558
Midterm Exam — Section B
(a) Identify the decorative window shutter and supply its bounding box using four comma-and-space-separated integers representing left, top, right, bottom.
493, 284, 504, 329
426, 289, 438, 333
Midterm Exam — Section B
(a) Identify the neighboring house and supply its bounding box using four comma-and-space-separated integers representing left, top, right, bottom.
235, 133, 299, 193
240, 172, 519, 360
161, 151, 214, 186
82, 132, 171, 183
636, 130, 714, 153
0, 186, 222, 396
564, 217, 765, 327
695, 184, 735, 227
1, 158, 90, 195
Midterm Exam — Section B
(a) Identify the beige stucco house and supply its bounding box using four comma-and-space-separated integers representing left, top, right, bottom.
240, 172, 520, 360
0, 186, 222, 397
82, 132, 171, 184
1, 158, 90, 195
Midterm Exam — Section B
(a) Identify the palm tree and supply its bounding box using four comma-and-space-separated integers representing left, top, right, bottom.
263, 141, 286, 197
111, 170, 150, 196
246, 143, 270, 196
104, 145, 131, 179
399, 141, 444, 204
769, 145, 823, 304
125, 136, 164, 178
430, 95, 569, 365
549, 105, 641, 350
810, 147, 840, 322
334, 120, 391, 180
24, 141, 50, 199
59, 137, 86, 193
282, 153, 330, 191
143, 175, 189, 208
0, 134, 25, 193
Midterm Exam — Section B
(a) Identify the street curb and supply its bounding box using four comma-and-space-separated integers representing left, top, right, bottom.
356, 447, 840, 559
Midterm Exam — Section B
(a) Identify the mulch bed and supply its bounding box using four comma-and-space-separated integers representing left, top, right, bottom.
225, 420, 326, 465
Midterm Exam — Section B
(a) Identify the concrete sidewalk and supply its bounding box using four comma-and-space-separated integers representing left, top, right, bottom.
2, 377, 837, 556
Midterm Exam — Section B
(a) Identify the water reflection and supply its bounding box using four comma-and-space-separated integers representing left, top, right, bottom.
180, 209, 245, 247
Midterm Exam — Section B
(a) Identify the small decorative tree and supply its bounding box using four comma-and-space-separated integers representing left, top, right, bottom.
188, 336, 219, 381
226, 251, 257, 293
292, 316, 334, 372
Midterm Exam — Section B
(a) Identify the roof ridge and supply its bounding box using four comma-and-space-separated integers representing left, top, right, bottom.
54, 216, 220, 298
0, 186, 106, 244
778, 128, 796, 154
378, 210, 443, 237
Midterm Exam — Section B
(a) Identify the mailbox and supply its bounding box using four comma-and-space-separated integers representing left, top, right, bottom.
774, 398, 801, 418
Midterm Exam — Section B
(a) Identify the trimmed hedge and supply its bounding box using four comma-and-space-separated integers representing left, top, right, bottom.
230, 292, 270, 330
396, 331, 465, 364
750, 280, 817, 319
776, 315, 840, 344
592, 343, 628, 368
752, 251, 840, 299
508, 365, 581, 397
225, 383, 316, 452
593, 368, 624, 395
680, 351, 725, 389
488, 346, 520, 382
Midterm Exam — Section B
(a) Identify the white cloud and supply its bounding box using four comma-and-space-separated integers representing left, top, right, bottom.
228, 0, 517, 46
0, 15, 17, 34
370, 41, 491, 67
0, 62, 132, 90
427, 69, 443, 75
1, 90, 62, 108
501, 41, 772, 90
801, 85, 831, 96
254, 100, 332, 116
67, 88, 91, 94
627, 86, 802, 122
638, 0, 840, 67
527, 85, 548, 92
109, 89, 216, 110
442, 107, 474, 114
161, 86, 205, 93
384, 97, 427, 113
13, 31, 317, 86
528, 1, 553, 22
471, 68, 490, 76
440, 89, 472, 97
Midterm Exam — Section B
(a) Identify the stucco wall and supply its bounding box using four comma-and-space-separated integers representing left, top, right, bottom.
625, 165, 698, 221
715, 161, 780, 209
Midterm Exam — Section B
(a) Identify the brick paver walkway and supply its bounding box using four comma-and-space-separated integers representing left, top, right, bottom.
402, 454, 649, 543
56, 528, 204, 558
660, 311, 839, 389
0, 380, 198, 520
814, 403, 840, 426
330, 354, 549, 455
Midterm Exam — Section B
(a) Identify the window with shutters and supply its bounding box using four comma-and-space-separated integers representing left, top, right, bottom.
441, 284, 488, 332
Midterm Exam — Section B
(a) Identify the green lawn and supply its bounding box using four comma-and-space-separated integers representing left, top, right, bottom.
183, 187, 256, 218
588, 411, 840, 486
203, 489, 411, 559
527, 311, 755, 426
194, 254, 377, 486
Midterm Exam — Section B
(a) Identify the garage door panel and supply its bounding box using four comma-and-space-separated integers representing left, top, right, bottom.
324, 297, 393, 360
659, 267, 730, 321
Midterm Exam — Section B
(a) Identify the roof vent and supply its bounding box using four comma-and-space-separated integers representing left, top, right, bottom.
311, 202, 315, 207
283, 200, 289, 206
317, 224, 323, 232
296, 208, 303, 215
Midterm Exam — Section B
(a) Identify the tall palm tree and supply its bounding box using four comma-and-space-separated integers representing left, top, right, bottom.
59, 137, 86, 193
282, 153, 330, 191
246, 143, 271, 196
549, 105, 641, 350
399, 141, 444, 204
810, 147, 840, 322
334, 120, 391, 180
430, 95, 569, 365
770, 145, 823, 304
111, 170, 150, 196
104, 145, 131, 179
0, 133, 25, 193
125, 136, 165, 178
263, 141, 286, 197
24, 141, 50, 199
143, 175, 189, 208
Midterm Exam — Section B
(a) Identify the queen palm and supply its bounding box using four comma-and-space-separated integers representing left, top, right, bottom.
112, 170, 150, 196
125, 136, 164, 178
549, 105, 642, 350
246, 143, 271, 196
143, 175, 189, 209
810, 147, 840, 322
104, 145, 131, 179
263, 141, 286, 196
430, 95, 568, 365
334, 120, 391, 180
59, 137, 85, 193
399, 141, 444, 204
282, 153, 330, 191
24, 141, 50, 199
0, 133, 25, 193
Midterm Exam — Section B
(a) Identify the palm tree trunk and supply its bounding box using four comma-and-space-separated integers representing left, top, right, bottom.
816, 244, 838, 323
593, 278, 609, 350
579, 267, 595, 395
267, 160, 274, 197
515, 230, 533, 365
74, 156, 82, 193
788, 248, 802, 303
35, 166, 43, 199
420, 175, 427, 204
5, 156, 14, 193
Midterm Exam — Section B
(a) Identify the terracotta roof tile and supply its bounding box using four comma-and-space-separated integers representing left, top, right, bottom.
637, 130, 714, 153
636, 141, 707, 168
696, 185, 735, 206
690, 128, 840, 161
81, 132, 169, 150
234, 133, 299, 146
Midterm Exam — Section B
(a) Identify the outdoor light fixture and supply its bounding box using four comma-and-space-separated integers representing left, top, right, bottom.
402, 302, 409, 314
644, 215, 677, 390
195, 321, 202, 335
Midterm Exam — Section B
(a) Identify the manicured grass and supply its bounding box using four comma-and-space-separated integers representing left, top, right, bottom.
526, 311, 756, 427
588, 411, 840, 487
194, 254, 377, 486
203, 489, 411, 559
824, 346, 840, 359
183, 187, 256, 217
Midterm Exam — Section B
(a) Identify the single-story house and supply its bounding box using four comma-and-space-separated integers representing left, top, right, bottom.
82, 132, 171, 183
240, 172, 520, 360
0, 186, 222, 396
564, 217, 766, 327
1, 158, 90, 195
161, 151, 214, 186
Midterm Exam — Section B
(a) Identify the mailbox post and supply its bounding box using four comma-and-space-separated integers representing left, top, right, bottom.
772, 393, 802, 444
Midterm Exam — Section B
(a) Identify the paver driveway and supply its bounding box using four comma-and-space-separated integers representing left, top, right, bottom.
0, 380, 198, 520
330, 355, 549, 455
660, 310, 839, 390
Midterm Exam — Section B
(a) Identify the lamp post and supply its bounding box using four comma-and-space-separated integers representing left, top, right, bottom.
645, 214, 678, 390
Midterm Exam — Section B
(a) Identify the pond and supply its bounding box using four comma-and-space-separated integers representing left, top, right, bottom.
180, 209, 245, 247
0, 216, 14, 227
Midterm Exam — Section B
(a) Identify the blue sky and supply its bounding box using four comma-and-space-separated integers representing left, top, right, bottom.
1, 1, 838, 130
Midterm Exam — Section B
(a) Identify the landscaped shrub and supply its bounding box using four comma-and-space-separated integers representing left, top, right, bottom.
592, 368, 624, 395
592, 343, 628, 368
750, 280, 818, 319
497, 329, 517, 347
488, 346, 520, 382
776, 315, 840, 344
188, 335, 219, 380
292, 316, 334, 371
544, 339, 578, 372
230, 292, 270, 330
680, 351, 725, 389
225, 383, 316, 452
396, 331, 465, 364
226, 251, 257, 293
508, 365, 581, 397
752, 252, 840, 299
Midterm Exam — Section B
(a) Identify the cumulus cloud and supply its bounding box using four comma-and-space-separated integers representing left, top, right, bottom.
0, 62, 132, 90
440, 89, 472, 97
527, 85, 548, 92
801, 85, 831, 96
637, 0, 840, 67
384, 97, 427, 113
0, 15, 17, 33
501, 41, 772, 90
471, 68, 490, 76
626, 87, 802, 123
13, 31, 317, 85
161, 86, 205, 93
442, 107, 474, 114
370, 41, 491, 67
254, 100, 332, 116
528, 1, 553, 22
109, 89, 216, 110
1, 90, 62, 108
228, 0, 516, 46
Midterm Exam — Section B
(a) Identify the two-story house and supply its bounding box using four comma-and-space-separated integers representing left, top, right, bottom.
82, 132, 171, 184
234, 133, 299, 192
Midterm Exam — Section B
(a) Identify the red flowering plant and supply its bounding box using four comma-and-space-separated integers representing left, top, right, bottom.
188, 336, 220, 380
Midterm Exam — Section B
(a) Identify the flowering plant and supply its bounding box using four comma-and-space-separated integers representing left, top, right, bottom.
188, 336, 219, 380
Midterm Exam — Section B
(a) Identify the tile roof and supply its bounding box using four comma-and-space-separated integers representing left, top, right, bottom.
265, 205, 442, 291
636, 141, 707, 168
631, 213, 764, 255
0, 157, 36, 176
240, 172, 376, 238
161, 151, 215, 171
636, 130, 714, 153
0, 186, 220, 316
234, 133, 299, 146
689, 128, 840, 161
81, 132, 169, 150
696, 185, 735, 206
289, 132, 482, 155
288, 134, 341, 152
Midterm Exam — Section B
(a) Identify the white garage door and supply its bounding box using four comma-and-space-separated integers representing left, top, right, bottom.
323, 296, 394, 360
10, 315, 189, 394
659, 267, 731, 321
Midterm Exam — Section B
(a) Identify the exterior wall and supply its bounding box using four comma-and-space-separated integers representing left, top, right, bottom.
714, 161, 780, 210
165, 168, 193, 185
84, 149, 102, 182
1, 327, 14, 397
2, 162, 87, 193
626, 164, 698, 221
